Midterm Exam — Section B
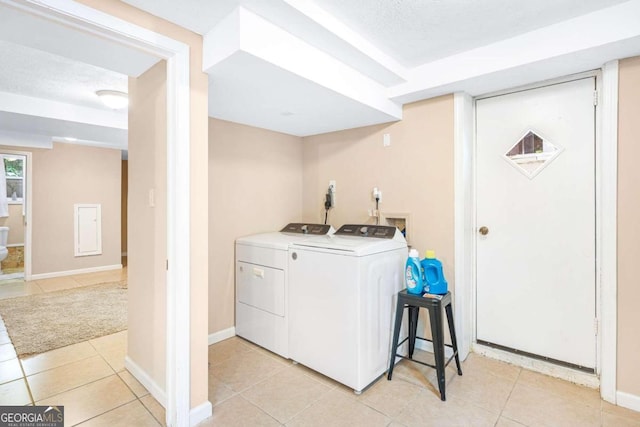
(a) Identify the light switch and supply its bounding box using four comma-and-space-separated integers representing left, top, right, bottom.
383, 133, 391, 147
148, 188, 155, 207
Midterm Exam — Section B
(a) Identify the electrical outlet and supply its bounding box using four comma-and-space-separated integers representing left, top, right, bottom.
329, 180, 336, 192
372, 187, 382, 202
383, 133, 391, 147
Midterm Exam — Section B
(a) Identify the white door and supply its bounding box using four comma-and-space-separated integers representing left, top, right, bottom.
476, 78, 596, 370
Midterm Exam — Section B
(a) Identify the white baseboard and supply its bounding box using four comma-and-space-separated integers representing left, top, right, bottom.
414, 339, 455, 358
472, 343, 600, 389
617, 391, 640, 412
30, 264, 122, 280
208, 327, 236, 345
0, 272, 24, 280
125, 356, 166, 408
190, 400, 213, 427
126, 357, 214, 426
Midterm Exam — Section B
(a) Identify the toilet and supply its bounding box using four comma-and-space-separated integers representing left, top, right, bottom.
0, 227, 9, 273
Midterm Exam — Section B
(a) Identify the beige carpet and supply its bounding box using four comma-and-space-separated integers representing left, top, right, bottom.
0, 281, 127, 357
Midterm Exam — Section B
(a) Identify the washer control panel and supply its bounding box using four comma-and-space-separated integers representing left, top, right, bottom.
280, 223, 332, 235
335, 224, 397, 239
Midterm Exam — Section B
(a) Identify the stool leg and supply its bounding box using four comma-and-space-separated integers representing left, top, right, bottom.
387, 300, 405, 380
429, 304, 446, 401
445, 303, 463, 376
408, 306, 419, 359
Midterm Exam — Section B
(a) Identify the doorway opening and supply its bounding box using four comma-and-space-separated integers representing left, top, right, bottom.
0, 150, 30, 283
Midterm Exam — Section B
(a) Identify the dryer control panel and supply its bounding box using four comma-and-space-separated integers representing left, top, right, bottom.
335, 224, 397, 239
280, 223, 332, 235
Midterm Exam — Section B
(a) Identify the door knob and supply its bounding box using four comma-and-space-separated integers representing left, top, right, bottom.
479, 226, 489, 236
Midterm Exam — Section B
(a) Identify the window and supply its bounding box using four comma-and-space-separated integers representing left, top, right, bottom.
3, 155, 25, 204
504, 130, 562, 179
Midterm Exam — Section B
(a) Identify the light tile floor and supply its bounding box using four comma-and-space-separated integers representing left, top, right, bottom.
199, 337, 640, 427
1, 270, 639, 426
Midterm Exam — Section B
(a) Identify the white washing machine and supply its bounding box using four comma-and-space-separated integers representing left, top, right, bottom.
235, 223, 334, 358
288, 224, 408, 393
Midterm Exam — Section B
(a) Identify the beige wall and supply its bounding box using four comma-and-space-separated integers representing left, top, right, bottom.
128, 60, 167, 390
617, 56, 640, 397
121, 159, 127, 255
302, 95, 455, 284
0, 143, 121, 275
0, 204, 24, 246
33, 143, 121, 274
208, 118, 303, 333
76, 0, 210, 409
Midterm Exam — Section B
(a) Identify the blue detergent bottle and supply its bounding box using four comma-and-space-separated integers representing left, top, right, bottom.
421, 250, 448, 295
405, 249, 424, 295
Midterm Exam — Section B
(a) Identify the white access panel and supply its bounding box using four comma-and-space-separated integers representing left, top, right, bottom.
74, 204, 102, 257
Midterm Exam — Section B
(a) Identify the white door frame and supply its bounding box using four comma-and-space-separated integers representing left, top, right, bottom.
0, 149, 32, 280
454, 63, 618, 402
1, 0, 194, 425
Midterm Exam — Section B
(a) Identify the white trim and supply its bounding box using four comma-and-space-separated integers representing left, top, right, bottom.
466, 70, 618, 392
30, 264, 122, 280
189, 401, 213, 427
2, 2, 197, 425
208, 327, 236, 345
0, 148, 32, 281
453, 92, 474, 361
24, 150, 31, 281
472, 343, 599, 389
616, 391, 640, 413
165, 44, 193, 427
599, 60, 618, 404
125, 356, 167, 407
74, 203, 103, 257
6, 243, 24, 248
0, 272, 25, 281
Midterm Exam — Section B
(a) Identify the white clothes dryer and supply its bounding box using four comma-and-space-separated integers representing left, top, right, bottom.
235, 223, 333, 358
288, 224, 408, 393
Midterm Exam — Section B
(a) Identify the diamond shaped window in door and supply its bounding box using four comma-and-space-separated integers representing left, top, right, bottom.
504, 130, 562, 179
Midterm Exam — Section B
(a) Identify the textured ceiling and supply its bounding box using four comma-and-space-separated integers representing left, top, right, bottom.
0, 41, 127, 110
3, 0, 635, 139
311, 0, 630, 66
0, 111, 127, 146
121, 0, 629, 67
122, 0, 240, 34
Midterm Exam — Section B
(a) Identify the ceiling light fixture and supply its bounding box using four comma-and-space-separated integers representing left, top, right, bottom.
96, 90, 128, 110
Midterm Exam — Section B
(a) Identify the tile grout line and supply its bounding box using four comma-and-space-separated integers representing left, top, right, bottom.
496, 368, 523, 425
20, 347, 99, 378
0, 314, 34, 406
69, 396, 139, 426
240, 370, 335, 425
31, 372, 126, 406
237, 394, 284, 426
138, 395, 164, 427
18, 360, 36, 406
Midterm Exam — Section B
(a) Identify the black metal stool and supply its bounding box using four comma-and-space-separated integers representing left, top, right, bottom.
387, 290, 462, 401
